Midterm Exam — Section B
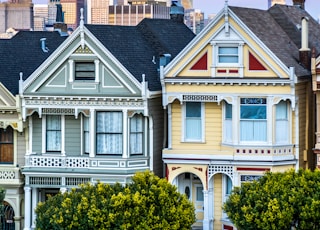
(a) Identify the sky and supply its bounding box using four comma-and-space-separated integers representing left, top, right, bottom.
193, 0, 320, 21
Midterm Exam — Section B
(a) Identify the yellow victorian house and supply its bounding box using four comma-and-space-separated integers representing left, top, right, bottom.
161, 2, 319, 230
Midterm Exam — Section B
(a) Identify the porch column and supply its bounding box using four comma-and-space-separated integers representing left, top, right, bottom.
208, 187, 214, 230
24, 187, 32, 230
31, 188, 38, 229
203, 189, 209, 230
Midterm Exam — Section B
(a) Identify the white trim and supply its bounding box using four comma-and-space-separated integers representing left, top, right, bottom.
122, 109, 128, 159
168, 104, 172, 149
89, 109, 95, 158
41, 116, 46, 154
61, 114, 65, 155
27, 116, 33, 155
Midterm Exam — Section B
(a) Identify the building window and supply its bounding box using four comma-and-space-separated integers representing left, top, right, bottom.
96, 112, 122, 155
218, 47, 238, 64
224, 102, 232, 143
240, 98, 267, 142
196, 186, 204, 201
0, 127, 13, 164
276, 101, 289, 144
130, 114, 143, 155
75, 62, 95, 81
83, 116, 90, 154
185, 102, 203, 141
46, 115, 61, 152
240, 175, 262, 184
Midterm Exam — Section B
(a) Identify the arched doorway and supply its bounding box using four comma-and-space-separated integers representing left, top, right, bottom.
1, 202, 15, 230
173, 172, 205, 227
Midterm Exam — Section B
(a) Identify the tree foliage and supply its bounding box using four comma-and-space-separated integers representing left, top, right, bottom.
36, 171, 195, 230
223, 169, 320, 230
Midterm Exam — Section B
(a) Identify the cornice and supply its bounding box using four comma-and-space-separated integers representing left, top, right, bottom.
164, 78, 291, 86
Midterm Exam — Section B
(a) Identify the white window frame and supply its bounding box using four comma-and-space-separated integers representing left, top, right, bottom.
275, 100, 289, 144
68, 59, 99, 83
239, 98, 267, 144
81, 114, 90, 155
222, 175, 233, 219
96, 111, 123, 155
223, 101, 233, 143
182, 102, 205, 142
42, 115, 64, 154
129, 113, 144, 155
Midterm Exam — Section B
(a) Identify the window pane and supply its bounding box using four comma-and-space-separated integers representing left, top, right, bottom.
276, 101, 287, 119
240, 120, 267, 141
0, 127, 13, 163
186, 118, 201, 139
196, 186, 204, 201
75, 62, 95, 80
83, 116, 90, 154
276, 101, 288, 143
96, 112, 123, 155
186, 102, 201, 117
46, 115, 61, 151
225, 103, 232, 119
130, 114, 143, 155
241, 105, 266, 119
219, 47, 238, 55
219, 56, 238, 63
226, 176, 232, 195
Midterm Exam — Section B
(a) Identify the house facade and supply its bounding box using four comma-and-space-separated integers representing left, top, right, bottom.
18, 10, 194, 229
312, 49, 320, 166
161, 3, 318, 230
0, 30, 67, 230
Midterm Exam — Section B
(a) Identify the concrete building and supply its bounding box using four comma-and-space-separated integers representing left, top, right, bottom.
0, 0, 33, 33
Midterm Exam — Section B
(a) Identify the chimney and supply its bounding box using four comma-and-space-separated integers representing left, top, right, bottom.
292, 0, 305, 9
170, 1, 184, 23
299, 16, 311, 69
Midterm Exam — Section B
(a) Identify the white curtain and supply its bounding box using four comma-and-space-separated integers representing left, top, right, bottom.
96, 112, 122, 154
224, 102, 232, 142
130, 114, 143, 155
46, 115, 61, 151
240, 120, 267, 141
83, 116, 90, 154
186, 118, 201, 140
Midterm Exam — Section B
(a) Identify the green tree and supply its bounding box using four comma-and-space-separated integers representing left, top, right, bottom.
36, 171, 195, 230
223, 169, 320, 230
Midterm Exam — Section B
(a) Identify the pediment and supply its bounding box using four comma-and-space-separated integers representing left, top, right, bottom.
164, 8, 289, 80
22, 27, 142, 97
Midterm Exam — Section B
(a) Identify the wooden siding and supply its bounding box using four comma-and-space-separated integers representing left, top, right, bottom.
32, 115, 42, 154
65, 116, 81, 156
296, 81, 315, 169
213, 174, 223, 230
17, 131, 26, 167
171, 101, 223, 152
148, 96, 164, 177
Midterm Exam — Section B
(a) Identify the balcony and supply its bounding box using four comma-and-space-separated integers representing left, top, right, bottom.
24, 154, 149, 170
0, 167, 24, 185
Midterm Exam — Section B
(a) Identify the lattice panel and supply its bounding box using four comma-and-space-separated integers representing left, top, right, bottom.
0, 170, 15, 179
42, 108, 75, 115
30, 177, 61, 185
65, 158, 89, 168
66, 177, 91, 186
183, 94, 218, 102
30, 157, 63, 167
208, 165, 234, 179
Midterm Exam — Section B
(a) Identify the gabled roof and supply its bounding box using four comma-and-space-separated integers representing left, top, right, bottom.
86, 18, 195, 91
230, 4, 320, 77
0, 31, 67, 95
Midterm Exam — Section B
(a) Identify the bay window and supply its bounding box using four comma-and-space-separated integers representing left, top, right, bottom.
96, 112, 122, 155
83, 116, 90, 154
240, 98, 267, 142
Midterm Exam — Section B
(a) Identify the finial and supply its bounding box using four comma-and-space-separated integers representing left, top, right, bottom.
80, 8, 84, 28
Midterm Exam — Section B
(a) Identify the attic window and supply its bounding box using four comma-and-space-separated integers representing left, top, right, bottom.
75, 62, 95, 81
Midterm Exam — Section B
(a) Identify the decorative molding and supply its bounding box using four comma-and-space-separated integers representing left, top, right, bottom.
208, 165, 233, 179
